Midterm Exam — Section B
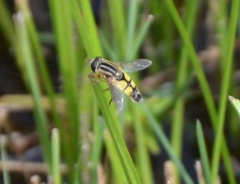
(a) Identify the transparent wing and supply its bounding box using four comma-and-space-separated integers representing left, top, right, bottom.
106, 78, 124, 111
117, 59, 152, 72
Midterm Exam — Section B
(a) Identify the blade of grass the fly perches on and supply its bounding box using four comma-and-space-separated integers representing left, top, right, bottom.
229, 96, 240, 118
14, 12, 52, 168
49, 0, 80, 181
89, 75, 141, 184
105, 129, 127, 184
171, 0, 199, 182
211, 0, 239, 183
140, 103, 194, 184
132, 103, 153, 184
52, 128, 62, 184
196, 120, 212, 184
1, 137, 11, 184
164, 1, 236, 183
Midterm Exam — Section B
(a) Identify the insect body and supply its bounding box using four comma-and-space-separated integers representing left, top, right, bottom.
89, 56, 152, 110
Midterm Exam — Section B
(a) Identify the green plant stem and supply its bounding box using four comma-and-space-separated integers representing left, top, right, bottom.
52, 128, 61, 184
15, 12, 51, 168
164, 1, 236, 183
126, 0, 138, 60
90, 76, 141, 184
164, 0, 216, 124
130, 15, 154, 59
140, 103, 194, 184
1, 138, 10, 184
196, 121, 211, 184
49, 0, 80, 181
211, 0, 239, 183
171, 0, 198, 182
91, 96, 105, 184
107, 0, 126, 59
132, 105, 153, 184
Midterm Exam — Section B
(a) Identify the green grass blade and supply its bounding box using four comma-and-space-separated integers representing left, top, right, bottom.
196, 120, 211, 184
90, 76, 141, 184
1, 138, 10, 184
164, 1, 236, 183
0, 0, 16, 45
132, 105, 153, 184
164, 0, 217, 124
229, 96, 240, 118
52, 128, 61, 184
17, 0, 68, 164
14, 11, 51, 167
126, 0, 138, 60
91, 99, 105, 184
211, 1, 239, 183
171, 0, 199, 182
130, 15, 154, 59
78, 0, 102, 56
140, 103, 194, 184
107, 0, 126, 59
105, 130, 127, 184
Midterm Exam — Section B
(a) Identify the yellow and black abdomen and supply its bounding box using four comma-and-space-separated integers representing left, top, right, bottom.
116, 70, 143, 102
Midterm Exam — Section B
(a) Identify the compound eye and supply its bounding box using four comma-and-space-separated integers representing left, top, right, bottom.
90, 59, 97, 72
90, 57, 102, 72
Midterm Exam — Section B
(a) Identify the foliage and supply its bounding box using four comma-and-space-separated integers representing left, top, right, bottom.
0, 0, 240, 183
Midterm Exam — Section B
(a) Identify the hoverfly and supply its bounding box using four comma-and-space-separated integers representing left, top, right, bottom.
89, 56, 152, 110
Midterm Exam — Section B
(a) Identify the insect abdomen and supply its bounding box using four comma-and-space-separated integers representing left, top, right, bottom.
117, 71, 143, 102
129, 88, 143, 102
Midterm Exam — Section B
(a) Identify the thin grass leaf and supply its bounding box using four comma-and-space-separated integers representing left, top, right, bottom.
140, 103, 194, 184
229, 96, 240, 118
126, 0, 139, 60
170, 0, 199, 182
99, 31, 118, 61
52, 128, 61, 184
196, 120, 212, 184
164, 1, 236, 183
17, 0, 68, 166
91, 99, 105, 184
132, 104, 153, 184
1, 137, 10, 184
130, 15, 154, 59
14, 11, 51, 167
164, 0, 217, 124
211, 1, 239, 183
105, 130, 127, 184
49, 0, 81, 181
0, 0, 16, 45
78, 0, 103, 56
90, 76, 141, 184
107, 0, 126, 59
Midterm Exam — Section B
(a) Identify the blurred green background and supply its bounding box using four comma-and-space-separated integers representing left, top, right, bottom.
0, 0, 240, 183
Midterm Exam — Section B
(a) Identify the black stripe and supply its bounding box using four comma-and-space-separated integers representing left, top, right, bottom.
123, 78, 132, 91
99, 62, 117, 75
